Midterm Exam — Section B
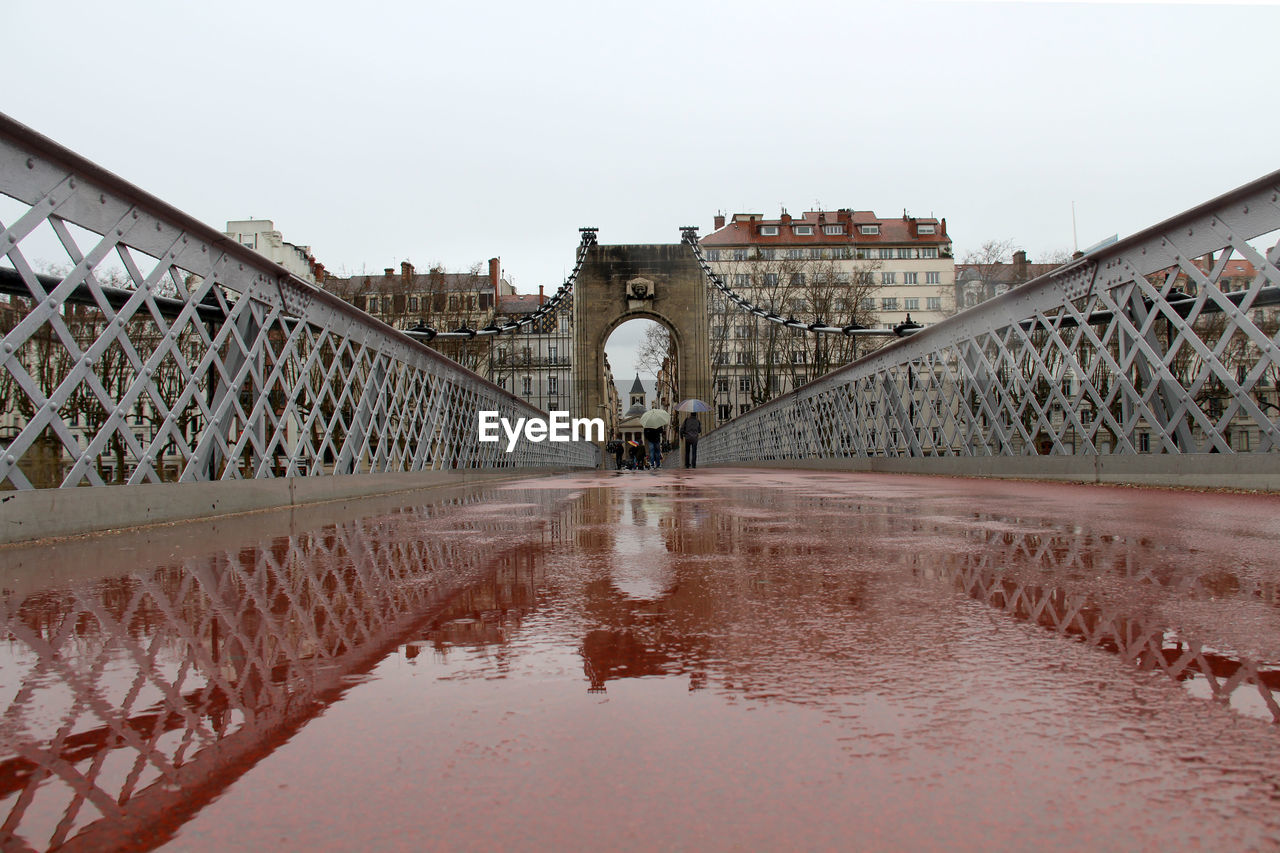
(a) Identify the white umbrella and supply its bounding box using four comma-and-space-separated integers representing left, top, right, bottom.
638, 409, 671, 428
676, 399, 711, 412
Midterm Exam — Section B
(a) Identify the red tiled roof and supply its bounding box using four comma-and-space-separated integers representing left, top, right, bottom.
702, 209, 948, 247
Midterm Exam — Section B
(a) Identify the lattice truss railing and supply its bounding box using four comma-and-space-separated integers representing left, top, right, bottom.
0, 114, 594, 490
930, 522, 1280, 722
703, 171, 1280, 463
0, 492, 565, 851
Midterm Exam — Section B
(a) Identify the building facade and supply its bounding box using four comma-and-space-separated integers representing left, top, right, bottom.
698, 208, 955, 421
225, 220, 323, 284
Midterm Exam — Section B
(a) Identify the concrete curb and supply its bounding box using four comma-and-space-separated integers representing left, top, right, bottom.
0, 467, 583, 545
707, 454, 1280, 491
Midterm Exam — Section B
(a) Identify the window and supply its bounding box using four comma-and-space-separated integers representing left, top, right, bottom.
926, 297, 942, 311
903, 272, 918, 285
834, 272, 851, 284
548, 377, 558, 394
713, 324, 728, 338
763, 273, 779, 287
735, 352, 749, 365
521, 376, 532, 395
926, 271, 940, 285
408, 296, 419, 311
715, 377, 729, 392
548, 345, 557, 362
860, 225, 880, 235
877, 248, 893, 259
861, 298, 876, 311
707, 249, 721, 261
791, 351, 805, 364
1138, 432, 1150, 452
733, 273, 748, 287
823, 224, 844, 235
920, 247, 939, 259
448, 296, 459, 310
733, 248, 749, 261
713, 353, 729, 365
897, 248, 915, 260
882, 297, 899, 310
918, 224, 936, 234
736, 324, 751, 338
759, 248, 776, 260
789, 273, 805, 287
794, 374, 807, 386
833, 247, 851, 259
718, 404, 732, 420
793, 225, 813, 235
785, 248, 801, 260
788, 298, 808, 313
760, 225, 779, 236
739, 403, 752, 415
738, 376, 751, 391
904, 298, 919, 310
881, 272, 896, 285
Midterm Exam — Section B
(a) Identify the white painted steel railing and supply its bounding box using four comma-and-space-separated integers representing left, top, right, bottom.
0, 113, 595, 489
702, 171, 1280, 465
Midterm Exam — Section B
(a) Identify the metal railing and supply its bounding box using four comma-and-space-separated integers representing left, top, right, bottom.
702, 171, 1280, 465
0, 113, 595, 489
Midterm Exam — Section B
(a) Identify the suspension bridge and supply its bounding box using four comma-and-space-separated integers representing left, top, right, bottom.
2, 112, 1280, 849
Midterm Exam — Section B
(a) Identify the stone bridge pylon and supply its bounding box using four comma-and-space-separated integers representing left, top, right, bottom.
572, 243, 715, 433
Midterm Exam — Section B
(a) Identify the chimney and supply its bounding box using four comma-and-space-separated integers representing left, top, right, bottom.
384, 267, 394, 278
489, 257, 501, 297
714, 213, 725, 230
780, 211, 792, 224
401, 261, 414, 284
1013, 250, 1028, 280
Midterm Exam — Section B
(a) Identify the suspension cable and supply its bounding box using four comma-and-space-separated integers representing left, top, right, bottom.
404, 227, 597, 341
679, 226, 922, 338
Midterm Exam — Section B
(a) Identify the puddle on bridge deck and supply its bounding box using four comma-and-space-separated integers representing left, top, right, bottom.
3, 469, 1280, 850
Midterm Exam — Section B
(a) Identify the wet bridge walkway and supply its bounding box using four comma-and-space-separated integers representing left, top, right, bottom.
3, 469, 1280, 850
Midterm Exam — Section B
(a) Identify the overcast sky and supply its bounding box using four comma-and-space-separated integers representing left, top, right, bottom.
6, 0, 1278, 379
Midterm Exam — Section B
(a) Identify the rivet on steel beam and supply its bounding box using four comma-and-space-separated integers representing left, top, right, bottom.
26, 158, 34, 169
100, 194, 106, 204
5, 455, 13, 464
132, 211, 138, 219
116, 229, 123, 236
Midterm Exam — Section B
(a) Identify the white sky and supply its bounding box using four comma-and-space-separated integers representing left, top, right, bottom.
6, 0, 1278, 378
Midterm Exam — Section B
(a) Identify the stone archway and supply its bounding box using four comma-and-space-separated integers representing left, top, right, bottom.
573, 243, 714, 443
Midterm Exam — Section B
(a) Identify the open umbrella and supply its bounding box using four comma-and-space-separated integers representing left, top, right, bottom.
626, 440, 640, 447
676, 399, 711, 412
638, 409, 671, 428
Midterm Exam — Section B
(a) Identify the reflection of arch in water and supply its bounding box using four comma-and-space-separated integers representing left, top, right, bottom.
0, 490, 575, 851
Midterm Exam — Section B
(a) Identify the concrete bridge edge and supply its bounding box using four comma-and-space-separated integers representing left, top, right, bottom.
0, 467, 586, 546
710, 455, 1280, 492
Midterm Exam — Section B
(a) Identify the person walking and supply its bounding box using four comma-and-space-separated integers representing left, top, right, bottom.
680, 412, 702, 469
643, 425, 663, 469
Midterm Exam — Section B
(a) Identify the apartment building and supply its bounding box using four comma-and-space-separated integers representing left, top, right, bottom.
698, 208, 955, 419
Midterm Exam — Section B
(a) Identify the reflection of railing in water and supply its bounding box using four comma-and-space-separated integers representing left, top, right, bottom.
925, 524, 1280, 723
0, 490, 573, 851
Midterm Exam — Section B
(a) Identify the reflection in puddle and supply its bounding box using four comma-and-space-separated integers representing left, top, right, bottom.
2, 471, 1280, 849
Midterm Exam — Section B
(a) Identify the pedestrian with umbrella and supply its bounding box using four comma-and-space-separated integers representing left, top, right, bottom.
676, 399, 709, 469
638, 407, 671, 470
